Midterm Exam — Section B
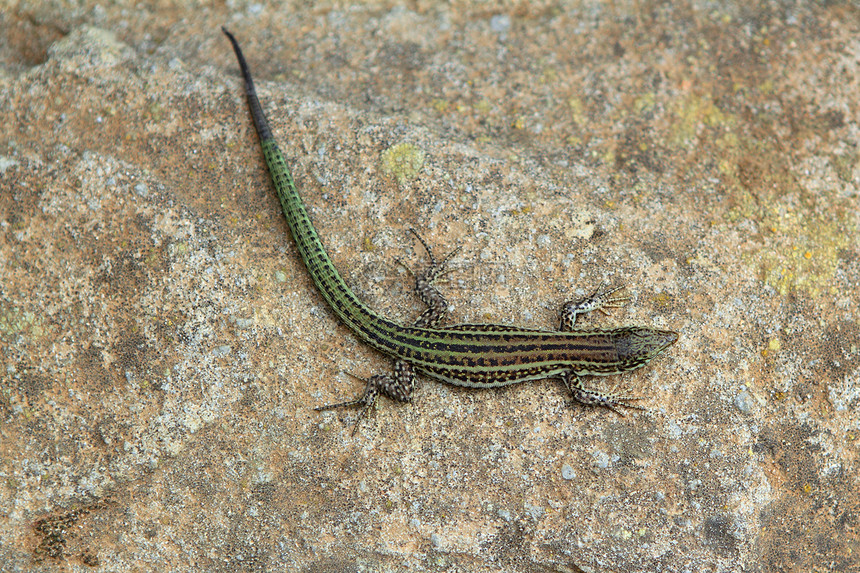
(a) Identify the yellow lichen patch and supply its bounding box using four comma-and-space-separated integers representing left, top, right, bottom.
431, 98, 450, 113
474, 99, 492, 115
0, 307, 45, 340
633, 92, 657, 115
540, 67, 558, 84
567, 97, 586, 125
672, 93, 735, 144
653, 292, 673, 307
755, 215, 850, 297
692, 107, 853, 298
380, 143, 425, 185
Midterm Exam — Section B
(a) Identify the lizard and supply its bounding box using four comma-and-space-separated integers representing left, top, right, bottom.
222, 28, 678, 433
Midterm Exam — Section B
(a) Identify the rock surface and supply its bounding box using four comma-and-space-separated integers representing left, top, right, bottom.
1, 2, 858, 571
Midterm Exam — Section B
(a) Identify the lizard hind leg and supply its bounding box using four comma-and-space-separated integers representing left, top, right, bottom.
316, 361, 417, 434
405, 228, 460, 329
317, 229, 451, 433
315, 373, 383, 434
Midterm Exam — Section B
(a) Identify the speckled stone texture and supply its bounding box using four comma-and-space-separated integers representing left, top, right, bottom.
1, 2, 858, 571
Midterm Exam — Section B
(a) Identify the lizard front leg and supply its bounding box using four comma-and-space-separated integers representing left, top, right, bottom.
559, 283, 629, 331
561, 371, 645, 415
